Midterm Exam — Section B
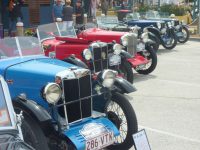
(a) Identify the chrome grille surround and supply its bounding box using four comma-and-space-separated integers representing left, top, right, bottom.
90, 42, 109, 73
126, 33, 137, 56
56, 69, 92, 126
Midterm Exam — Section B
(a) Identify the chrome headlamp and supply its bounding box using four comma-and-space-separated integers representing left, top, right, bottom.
143, 27, 148, 33
167, 22, 172, 27
83, 49, 92, 60
113, 44, 122, 55
120, 33, 129, 46
171, 20, 175, 26
141, 32, 149, 42
101, 70, 117, 88
43, 83, 62, 105
157, 22, 161, 29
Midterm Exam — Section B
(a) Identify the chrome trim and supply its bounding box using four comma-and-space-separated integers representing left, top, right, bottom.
60, 70, 92, 128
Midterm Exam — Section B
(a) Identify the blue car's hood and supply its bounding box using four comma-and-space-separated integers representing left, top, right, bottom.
0, 56, 79, 107
148, 18, 176, 22
0, 56, 77, 79
129, 19, 164, 23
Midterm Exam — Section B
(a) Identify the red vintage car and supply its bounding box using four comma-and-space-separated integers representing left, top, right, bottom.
37, 22, 157, 83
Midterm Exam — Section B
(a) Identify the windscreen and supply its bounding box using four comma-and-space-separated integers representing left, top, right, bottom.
18, 37, 43, 56
126, 12, 140, 20
37, 23, 58, 42
145, 11, 161, 19
145, 11, 169, 19
37, 22, 77, 42
0, 37, 43, 60
97, 16, 119, 25
0, 37, 19, 60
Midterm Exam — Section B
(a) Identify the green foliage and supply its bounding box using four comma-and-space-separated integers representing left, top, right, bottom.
24, 28, 36, 36
138, 5, 150, 12
138, 4, 191, 16
160, 4, 191, 16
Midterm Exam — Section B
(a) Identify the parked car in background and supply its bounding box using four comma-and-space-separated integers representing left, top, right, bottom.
0, 76, 34, 150
38, 22, 157, 83
125, 12, 177, 50
94, 16, 159, 51
124, 12, 165, 30
145, 10, 190, 43
37, 22, 134, 83
0, 37, 138, 150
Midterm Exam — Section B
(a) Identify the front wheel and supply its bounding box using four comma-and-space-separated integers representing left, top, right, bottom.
106, 92, 138, 150
15, 107, 49, 150
119, 60, 134, 83
161, 31, 177, 50
135, 46, 157, 75
177, 26, 190, 43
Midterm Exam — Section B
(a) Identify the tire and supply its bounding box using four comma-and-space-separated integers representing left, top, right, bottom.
119, 60, 134, 83
161, 31, 177, 50
15, 108, 49, 150
135, 46, 157, 74
106, 92, 138, 150
177, 26, 190, 43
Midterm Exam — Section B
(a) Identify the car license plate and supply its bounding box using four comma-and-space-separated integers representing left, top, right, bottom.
109, 55, 121, 66
85, 132, 114, 150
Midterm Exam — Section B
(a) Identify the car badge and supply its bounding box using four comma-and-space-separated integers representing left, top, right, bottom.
80, 123, 107, 140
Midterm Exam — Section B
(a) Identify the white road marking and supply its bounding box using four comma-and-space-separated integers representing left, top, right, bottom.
139, 125, 200, 144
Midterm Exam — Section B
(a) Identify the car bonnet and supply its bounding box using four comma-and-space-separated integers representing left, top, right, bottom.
0, 56, 79, 79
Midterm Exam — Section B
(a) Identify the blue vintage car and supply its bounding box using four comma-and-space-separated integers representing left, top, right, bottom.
145, 11, 190, 43
0, 76, 34, 150
124, 12, 165, 29
0, 37, 138, 150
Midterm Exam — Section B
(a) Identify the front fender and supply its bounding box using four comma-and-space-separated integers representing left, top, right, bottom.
146, 27, 161, 39
114, 77, 136, 94
13, 97, 53, 135
63, 56, 88, 69
120, 50, 133, 59
13, 97, 52, 122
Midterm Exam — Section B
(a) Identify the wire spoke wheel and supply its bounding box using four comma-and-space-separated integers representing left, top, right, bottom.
107, 101, 128, 144
177, 26, 190, 43
105, 93, 138, 150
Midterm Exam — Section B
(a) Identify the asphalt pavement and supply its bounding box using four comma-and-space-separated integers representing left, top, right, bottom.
128, 41, 200, 150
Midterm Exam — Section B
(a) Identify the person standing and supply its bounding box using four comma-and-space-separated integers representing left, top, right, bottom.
52, 0, 63, 22
62, 0, 74, 27
75, 0, 84, 25
8, 0, 24, 36
101, 0, 108, 16
91, 0, 97, 20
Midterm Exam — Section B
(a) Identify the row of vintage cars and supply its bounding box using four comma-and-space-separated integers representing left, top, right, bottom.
0, 11, 189, 150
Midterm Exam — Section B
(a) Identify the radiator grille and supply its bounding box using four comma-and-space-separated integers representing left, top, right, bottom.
60, 74, 92, 123
91, 43, 108, 72
127, 34, 137, 56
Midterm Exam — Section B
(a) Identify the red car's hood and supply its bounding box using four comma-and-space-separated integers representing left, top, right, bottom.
78, 28, 127, 43
55, 36, 89, 44
42, 38, 63, 46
